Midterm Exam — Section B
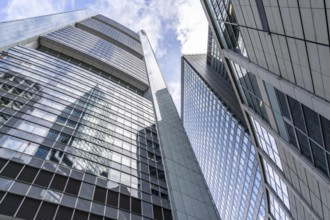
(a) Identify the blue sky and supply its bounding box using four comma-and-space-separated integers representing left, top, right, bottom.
0, 0, 208, 112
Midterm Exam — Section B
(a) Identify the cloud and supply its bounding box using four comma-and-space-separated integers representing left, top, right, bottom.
1, 0, 75, 21
175, 0, 208, 54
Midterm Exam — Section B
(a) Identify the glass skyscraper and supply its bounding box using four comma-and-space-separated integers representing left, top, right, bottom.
0, 10, 219, 220
201, 1, 330, 219
181, 30, 266, 220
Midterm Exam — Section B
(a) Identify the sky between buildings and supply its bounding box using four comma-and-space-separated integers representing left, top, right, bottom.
0, 0, 209, 113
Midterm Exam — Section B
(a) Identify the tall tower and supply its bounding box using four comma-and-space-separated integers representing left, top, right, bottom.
0, 10, 218, 220
201, 1, 330, 219
181, 29, 266, 220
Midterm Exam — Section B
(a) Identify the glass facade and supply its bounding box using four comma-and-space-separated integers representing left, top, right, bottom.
141, 33, 219, 220
0, 12, 220, 220
206, 0, 247, 57
0, 9, 95, 51
0, 45, 171, 219
264, 84, 330, 178
182, 59, 265, 220
206, 28, 228, 81
0, 14, 177, 220
202, 0, 330, 219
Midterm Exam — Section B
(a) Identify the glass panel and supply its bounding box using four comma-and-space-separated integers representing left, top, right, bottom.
284, 122, 298, 149
296, 130, 312, 160
276, 90, 290, 119
303, 106, 323, 146
310, 141, 328, 176
287, 96, 306, 133
321, 116, 330, 152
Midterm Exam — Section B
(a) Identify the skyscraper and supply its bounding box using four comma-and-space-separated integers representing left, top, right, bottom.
201, 1, 330, 219
181, 29, 266, 220
0, 10, 219, 220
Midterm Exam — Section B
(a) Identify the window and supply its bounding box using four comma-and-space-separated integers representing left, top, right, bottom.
303, 106, 322, 146
50, 174, 67, 191
107, 190, 119, 207
321, 116, 330, 151
0, 161, 23, 179
311, 142, 328, 175
34, 170, 53, 187
46, 129, 59, 140
296, 131, 312, 160
287, 96, 306, 133
35, 145, 50, 159
16, 198, 40, 219
93, 186, 106, 204
35, 202, 57, 219
17, 166, 38, 183
58, 133, 71, 144
0, 193, 22, 216
255, 0, 270, 32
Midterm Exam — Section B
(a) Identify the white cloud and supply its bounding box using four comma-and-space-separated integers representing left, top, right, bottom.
1, 0, 75, 21
175, 0, 208, 54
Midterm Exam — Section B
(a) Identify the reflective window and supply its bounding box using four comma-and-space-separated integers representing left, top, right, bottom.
250, 116, 282, 170
263, 159, 290, 210
206, 0, 248, 57
182, 60, 265, 219
230, 61, 268, 122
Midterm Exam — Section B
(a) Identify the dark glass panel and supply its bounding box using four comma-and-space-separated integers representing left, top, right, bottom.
50, 174, 67, 191
34, 170, 53, 187
276, 90, 290, 119
17, 166, 38, 183
107, 190, 119, 207
321, 116, 330, 152
158, 170, 165, 181
131, 198, 141, 214
73, 210, 89, 220
119, 194, 130, 211
287, 96, 306, 133
16, 198, 40, 219
55, 206, 73, 219
285, 122, 297, 148
0, 191, 4, 201
93, 186, 106, 204
163, 209, 173, 220
153, 205, 163, 220
65, 178, 81, 195
296, 131, 312, 160
0, 193, 22, 216
90, 213, 103, 220
256, 0, 270, 32
35, 202, 57, 219
149, 166, 157, 178
328, 153, 330, 176
310, 141, 328, 176
0, 161, 23, 179
0, 158, 7, 170
303, 106, 323, 146
161, 193, 168, 200
151, 189, 159, 196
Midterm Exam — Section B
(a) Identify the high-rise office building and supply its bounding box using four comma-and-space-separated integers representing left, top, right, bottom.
181, 29, 266, 220
0, 10, 219, 220
201, 1, 330, 219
